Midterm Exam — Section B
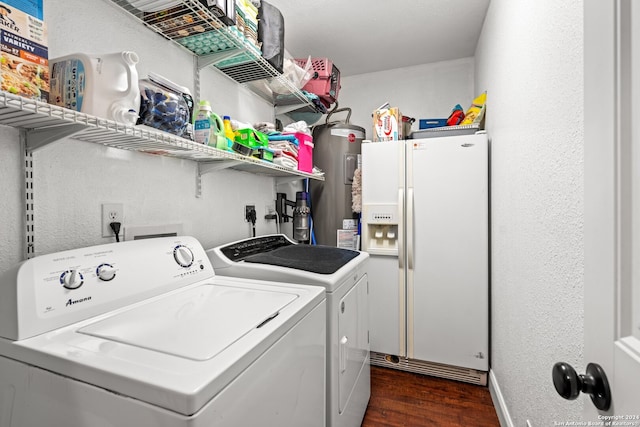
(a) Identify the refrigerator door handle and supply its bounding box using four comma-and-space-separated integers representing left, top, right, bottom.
407, 187, 414, 271
398, 188, 404, 269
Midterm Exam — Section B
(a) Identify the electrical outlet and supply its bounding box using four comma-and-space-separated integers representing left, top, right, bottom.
102, 203, 124, 237
244, 204, 256, 222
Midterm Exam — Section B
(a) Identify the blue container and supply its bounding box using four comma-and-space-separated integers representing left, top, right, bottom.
419, 118, 448, 129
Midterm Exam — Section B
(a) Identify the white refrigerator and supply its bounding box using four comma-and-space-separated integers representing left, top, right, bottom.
361, 133, 489, 379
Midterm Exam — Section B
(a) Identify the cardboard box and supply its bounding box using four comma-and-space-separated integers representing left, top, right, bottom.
373, 107, 403, 141
342, 219, 358, 230
337, 229, 358, 250
1, 0, 42, 19
0, 1, 48, 101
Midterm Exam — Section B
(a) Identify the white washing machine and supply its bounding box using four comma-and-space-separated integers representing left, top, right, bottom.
0, 236, 326, 427
207, 234, 370, 427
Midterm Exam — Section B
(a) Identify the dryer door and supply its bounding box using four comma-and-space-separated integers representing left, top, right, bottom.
338, 274, 369, 413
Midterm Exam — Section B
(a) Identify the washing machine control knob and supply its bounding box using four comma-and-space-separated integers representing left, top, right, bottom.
96, 263, 116, 281
173, 245, 194, 268
61, 269, 84, 290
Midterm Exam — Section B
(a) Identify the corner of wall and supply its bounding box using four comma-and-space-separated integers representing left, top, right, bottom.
489, 369, 514, 427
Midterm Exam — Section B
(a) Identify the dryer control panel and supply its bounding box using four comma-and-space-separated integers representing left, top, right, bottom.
0, 236, 214, 341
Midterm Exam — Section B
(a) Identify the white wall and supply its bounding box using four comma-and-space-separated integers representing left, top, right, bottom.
0, 0, 290, 273
475, 1, 585, 425
338, 57, 475, 139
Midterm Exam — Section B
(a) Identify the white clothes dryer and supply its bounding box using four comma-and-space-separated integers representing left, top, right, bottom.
207, 234, 370, 427
0, 236, 326, 427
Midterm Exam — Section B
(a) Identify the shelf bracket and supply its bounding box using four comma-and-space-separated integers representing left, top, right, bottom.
276, 175, 310, 186
25, 124, 87, 152
197, 49, 245, 70
275, 103, 316, 116
196, 160, 244, 197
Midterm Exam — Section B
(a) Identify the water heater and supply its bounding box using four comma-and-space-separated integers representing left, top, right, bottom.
309, 107, 365, 246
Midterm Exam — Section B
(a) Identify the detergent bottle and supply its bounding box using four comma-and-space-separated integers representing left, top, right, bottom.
49, 51, 141, 125
193, 100, 225, 149
223, 115, 235, 149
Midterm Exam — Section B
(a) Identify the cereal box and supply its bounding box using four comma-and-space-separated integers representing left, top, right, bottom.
0, 2, 48, 101
2, 0, 42, 20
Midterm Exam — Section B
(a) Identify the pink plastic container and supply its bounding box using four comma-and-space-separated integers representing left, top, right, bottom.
294, 132, 314, 173
294, 57, 340, 105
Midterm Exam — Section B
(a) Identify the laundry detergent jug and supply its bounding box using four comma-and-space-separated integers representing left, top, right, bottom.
49, 51, 141, 125
193, 100, 225, 148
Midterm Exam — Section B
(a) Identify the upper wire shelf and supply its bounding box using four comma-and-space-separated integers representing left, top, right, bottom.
106, 0, 317, 112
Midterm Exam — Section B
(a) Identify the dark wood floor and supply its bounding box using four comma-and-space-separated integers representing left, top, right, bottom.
361, 366, 500, 427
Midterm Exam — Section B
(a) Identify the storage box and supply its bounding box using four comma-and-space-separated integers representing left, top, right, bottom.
234, 128, 268, 149
0, 2, 48, 102
138, 73, 191, 137
143, 2, 225, 40
252, 146, 274, 162
373, 107, 403, 141
419, 118, 448, 129
290, 132, 313, 173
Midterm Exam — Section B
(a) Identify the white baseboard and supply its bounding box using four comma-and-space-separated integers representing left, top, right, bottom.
489, 369, 515, 427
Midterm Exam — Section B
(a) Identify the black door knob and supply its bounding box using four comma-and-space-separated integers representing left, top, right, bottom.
552, 362, 611, 411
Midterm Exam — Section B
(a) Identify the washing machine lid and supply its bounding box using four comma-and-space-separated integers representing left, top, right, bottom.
78, 284, 296, 361
208, 235, 370, 292
243, 245, 360, 275
1, 277, 324, 416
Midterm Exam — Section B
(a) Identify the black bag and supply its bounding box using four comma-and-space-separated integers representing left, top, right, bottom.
258, 1, 284, 73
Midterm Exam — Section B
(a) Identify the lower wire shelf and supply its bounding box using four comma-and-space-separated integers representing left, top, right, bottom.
0, 91, 325, 186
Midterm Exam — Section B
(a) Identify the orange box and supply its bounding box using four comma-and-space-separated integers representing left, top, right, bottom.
373, 107, 403, 142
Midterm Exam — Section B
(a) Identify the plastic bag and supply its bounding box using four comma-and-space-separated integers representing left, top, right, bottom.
446, 104, 465, 126
269, 57, 313, 94
460, 92, 487, 125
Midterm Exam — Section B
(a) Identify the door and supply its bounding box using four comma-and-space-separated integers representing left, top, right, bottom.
338, 274, 369, 413
406, 135, 489, 369
361, 141, 405, 356
583, 0, 640, 416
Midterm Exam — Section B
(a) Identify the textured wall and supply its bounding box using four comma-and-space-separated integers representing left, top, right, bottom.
0, 0, 284, 274
475, 1, 585, 425
339, 58, 475, 140
0, 127, 24, 270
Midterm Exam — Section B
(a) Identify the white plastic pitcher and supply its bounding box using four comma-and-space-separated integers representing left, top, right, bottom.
49, 51, 141, 125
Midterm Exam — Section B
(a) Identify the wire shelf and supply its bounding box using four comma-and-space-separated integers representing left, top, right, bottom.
106, 0, 315, 110
0, 91, 324, 181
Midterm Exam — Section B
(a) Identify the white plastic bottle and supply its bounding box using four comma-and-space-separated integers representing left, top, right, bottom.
49, 51, 141, 125
193, 100, 224, 148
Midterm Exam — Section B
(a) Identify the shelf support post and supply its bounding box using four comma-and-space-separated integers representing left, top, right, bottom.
20, 130, 35, 259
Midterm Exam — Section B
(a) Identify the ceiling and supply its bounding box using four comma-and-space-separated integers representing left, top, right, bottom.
264, 0, 491, 77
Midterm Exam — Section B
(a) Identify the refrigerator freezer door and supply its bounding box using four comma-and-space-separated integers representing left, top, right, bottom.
361, 141, 404, 257
367, 255, 404, 356
406, 134, 489, 370
361, 141, 406, 356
